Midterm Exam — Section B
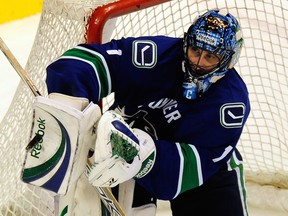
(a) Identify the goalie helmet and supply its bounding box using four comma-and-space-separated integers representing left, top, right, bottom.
182, 9, 244, 100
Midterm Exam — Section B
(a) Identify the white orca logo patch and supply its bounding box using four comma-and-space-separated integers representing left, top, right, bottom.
220, 103, 245, 128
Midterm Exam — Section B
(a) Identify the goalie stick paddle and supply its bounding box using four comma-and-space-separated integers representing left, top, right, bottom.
0, 36, 126, 216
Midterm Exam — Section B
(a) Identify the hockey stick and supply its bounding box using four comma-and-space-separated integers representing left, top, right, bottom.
0, 37, 41, 97
0, 36, 125, 216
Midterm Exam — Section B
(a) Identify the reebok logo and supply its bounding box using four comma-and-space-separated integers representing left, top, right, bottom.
31, 118, 45, 159
196, 33, 217, 46
135, 157, 155, 179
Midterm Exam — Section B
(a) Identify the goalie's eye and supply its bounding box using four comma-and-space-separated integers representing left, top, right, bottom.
188, 46, 221, 66
187, 46, 222, 76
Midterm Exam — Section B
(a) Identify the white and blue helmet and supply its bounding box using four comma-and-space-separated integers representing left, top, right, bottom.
183, 9, 244, 100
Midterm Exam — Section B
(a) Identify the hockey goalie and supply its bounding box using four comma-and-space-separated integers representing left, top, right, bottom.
22, 9, 250, 216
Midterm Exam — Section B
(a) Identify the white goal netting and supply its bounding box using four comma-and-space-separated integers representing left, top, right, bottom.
0, 0, 288, 215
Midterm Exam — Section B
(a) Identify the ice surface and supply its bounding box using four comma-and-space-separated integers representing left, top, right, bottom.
0, 14, 40, 121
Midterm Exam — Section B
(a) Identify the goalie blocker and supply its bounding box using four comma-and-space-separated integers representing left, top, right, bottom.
21, 93, 101, 195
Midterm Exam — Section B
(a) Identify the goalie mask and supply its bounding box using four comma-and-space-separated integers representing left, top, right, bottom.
182, 9, 244, 100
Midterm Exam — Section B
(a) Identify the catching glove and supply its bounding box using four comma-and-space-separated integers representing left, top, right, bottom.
87, 110, 156, 187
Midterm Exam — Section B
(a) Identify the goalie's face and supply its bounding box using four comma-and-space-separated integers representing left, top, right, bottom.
187, 46, 222, 76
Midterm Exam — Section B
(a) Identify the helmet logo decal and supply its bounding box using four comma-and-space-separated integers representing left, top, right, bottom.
196, 32, 217, 46
132, 40, 157, 68
220, 103, 245, 128
206, 16, 228, 30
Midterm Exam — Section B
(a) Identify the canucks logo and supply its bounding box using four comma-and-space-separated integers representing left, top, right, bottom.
114, 106, 158, 140
220, 103, 245, 128
132, 40, 157, 68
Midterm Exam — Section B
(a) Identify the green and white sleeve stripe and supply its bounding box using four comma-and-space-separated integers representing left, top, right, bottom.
60, 45, 112, 101
173, 142, 203, 199
228, 151, 249, 216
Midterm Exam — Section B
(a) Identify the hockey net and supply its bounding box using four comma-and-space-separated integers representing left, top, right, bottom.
0, 0, 288, 215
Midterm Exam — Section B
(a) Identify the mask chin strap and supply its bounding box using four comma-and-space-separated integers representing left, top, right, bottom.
182, 61, 226, 100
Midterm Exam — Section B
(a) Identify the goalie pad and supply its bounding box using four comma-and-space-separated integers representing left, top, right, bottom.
21, 93, 101, 195
118, 179, 157, 216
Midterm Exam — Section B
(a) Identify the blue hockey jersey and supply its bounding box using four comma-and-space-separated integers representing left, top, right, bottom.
46, 36, 250, 200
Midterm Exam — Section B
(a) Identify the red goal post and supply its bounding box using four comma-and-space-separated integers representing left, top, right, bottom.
86, 0, 171, 43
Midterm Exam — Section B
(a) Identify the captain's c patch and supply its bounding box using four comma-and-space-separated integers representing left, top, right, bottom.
220, 103, 245, 128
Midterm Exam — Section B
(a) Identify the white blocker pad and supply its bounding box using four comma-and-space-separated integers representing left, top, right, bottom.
21, 95, 101, 195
